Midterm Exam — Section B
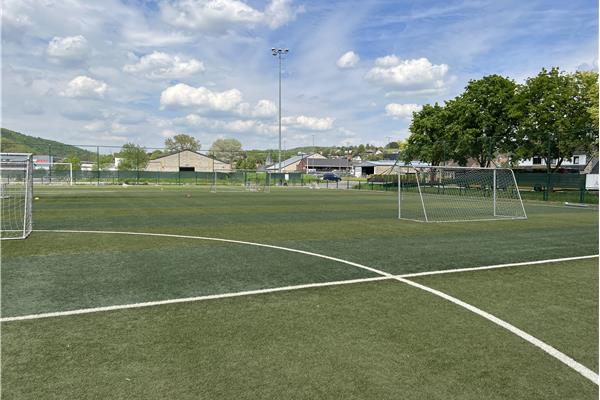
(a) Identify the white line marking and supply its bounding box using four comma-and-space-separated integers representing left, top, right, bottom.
0, 276, 391, 322
6, 229, 598, 382
33, 229, 392, 277
398, 255, 599, 279
396, 277, 599, 385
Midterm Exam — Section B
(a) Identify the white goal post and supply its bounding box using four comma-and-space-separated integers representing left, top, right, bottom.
398, 165, 527, 222
1, 153, 33, 239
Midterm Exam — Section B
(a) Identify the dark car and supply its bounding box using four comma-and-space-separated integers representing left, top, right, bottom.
322, 172, 342, 182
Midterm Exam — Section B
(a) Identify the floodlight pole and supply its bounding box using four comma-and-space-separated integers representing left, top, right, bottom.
272, 48, 289, 173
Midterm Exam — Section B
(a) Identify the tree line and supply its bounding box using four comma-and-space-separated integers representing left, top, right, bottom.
403, 68, 599, 171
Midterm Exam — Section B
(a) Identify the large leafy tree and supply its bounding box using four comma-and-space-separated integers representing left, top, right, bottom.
446, 75, 519, 167
164, 134, 200, 152
574, 70, 599, 157
210, 138, 243, 163
404, 103, 452, 165
513, 67, 596, 171
117, 143, 149, 170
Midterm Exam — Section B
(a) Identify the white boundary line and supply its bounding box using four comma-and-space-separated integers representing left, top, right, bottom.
398, 255, 599, 279
0, 276, 391, 322
33, 229, 392, 277
4, 229, 598, 384
396, 277, 599, 385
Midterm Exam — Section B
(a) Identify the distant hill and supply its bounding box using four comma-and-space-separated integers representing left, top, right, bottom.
0, 128, 95, 160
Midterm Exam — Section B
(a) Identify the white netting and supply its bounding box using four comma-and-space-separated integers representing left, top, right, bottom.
1, 154, 33, 239
398, 166, 527, 222
210, 171, 271, 193
33, 162, 73, 185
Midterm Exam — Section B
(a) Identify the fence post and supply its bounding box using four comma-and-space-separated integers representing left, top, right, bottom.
48, 145, 52, 184
96, 146, 100, 185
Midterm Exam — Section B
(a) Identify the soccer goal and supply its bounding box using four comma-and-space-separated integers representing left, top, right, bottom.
1, 153, 33, 239
398, 166, 527, 222
210, 171, 272, 193
33, 162, 73, 185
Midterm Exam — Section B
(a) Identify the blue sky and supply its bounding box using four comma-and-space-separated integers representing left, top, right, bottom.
1, 0, 598, 150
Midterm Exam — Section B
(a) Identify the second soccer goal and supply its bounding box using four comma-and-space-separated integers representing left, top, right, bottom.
398, 166, 527, 222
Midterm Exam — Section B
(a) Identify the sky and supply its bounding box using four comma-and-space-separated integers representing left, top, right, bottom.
1, 0, 598, 151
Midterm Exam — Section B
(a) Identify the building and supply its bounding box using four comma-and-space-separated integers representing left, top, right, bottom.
32, 155, 54, 170
300, 158, 352, 173
583, 157, 599, 190
518, 152, 588, 171
266, 153, 325, 172
145, 150, 232, 172
353, 160, 430, 177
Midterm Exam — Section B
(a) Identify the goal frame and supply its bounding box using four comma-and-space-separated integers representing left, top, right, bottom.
210, 170, 272, 193
397, 165, 527, 223
34, 161, 73, 185
1, 153, 33, 240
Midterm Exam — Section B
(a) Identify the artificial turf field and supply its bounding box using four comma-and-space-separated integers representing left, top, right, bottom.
1, 185, 598, 399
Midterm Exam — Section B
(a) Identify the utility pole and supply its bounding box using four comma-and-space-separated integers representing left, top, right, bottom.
272, 48, 289, 172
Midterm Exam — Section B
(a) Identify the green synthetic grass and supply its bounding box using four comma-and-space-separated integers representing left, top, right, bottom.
2, 233, 375, 317
413, 258, 599, 371
2, 281, 597, 400
1, 186, 598, 399
3, 187, 597, 316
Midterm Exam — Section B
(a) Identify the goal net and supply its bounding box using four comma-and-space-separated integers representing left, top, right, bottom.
33, 162, 73, 185
1, 153, 33, 239
210, 171, 271, 193
398, 166, 527, 222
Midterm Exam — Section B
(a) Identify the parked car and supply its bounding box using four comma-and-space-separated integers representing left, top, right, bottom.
322, 172, 342, 182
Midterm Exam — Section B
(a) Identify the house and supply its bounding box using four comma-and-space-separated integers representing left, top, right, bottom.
266, 153, 325, 172
145, 150, 232, 172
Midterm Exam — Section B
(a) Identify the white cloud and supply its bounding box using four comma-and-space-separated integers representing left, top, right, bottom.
264, 0, 302, 29
83, 120, 108, 132
385, 103, 422, 119
365, 56, 449, 93
61, 76, 107, 98
183, 113, 279, 136
282, 115, 335, 131
336, 51, 360, 69
250, 99, 277, 118
47, 35, 89, 62
123, 51, 205, 79
374, 55, 400, 67
160, 0, 301, 33
160, 83, 243, 111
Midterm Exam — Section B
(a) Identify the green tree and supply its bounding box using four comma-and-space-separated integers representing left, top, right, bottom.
513, 67, 596, 171
117, 143, 149, 170
574, 70, 599, 157
446, 75, 519, 167
92, 154, 113, 171
149, 149, 164, 160
164, 134, 200, 152
55, 154, 81, 171
210, 138, 242, 163
404, 103, 452, 165
236, 156, 259, 170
